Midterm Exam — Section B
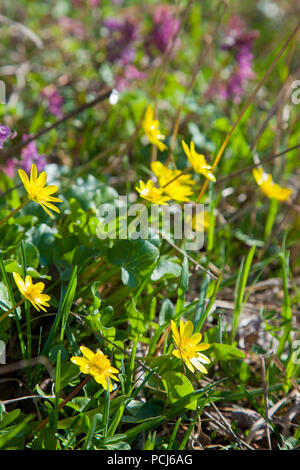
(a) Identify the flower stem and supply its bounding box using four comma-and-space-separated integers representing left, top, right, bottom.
0, 299, 24, 322
34, 375, 91, 434
0, 199, 29, 228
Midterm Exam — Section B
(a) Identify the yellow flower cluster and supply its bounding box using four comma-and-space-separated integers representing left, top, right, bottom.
151, 161, 195, 203
138, 105, 216, 207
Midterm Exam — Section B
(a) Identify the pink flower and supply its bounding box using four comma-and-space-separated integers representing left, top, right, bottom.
19, 135, 47, 173
209, 16, 258, 103
41, 85, 64, 118
1, 159, 16, 178
58, 16, 86, 39
115, 64, 146, 92
150, 5, 180, 53
1, 134, 46, 177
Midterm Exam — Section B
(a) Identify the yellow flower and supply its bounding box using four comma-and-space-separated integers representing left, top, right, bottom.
185, 210, 210, 232
182, 140, 215, 182
71, 346, 119, 391
18, 164, 63, 216
171, 319, 210, 373
13, 272, 50, 312
142, 105, 168, 152
135, 179, 170, 205
253, 167, 292, 202
151, 161, 195, 202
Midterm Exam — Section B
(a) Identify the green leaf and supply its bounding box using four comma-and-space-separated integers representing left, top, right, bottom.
158, 299, 174, 326
31, 426, 58, 450
210, 343, 245, 361
86, 312, 116, 341
126, 298, 145, 335
22, 241, 39, 269
135, 399, 165, 419
179, 256, 189, 291
107, 239, 159, 288
42, 266, 77, 355
151, 256, 181, 281
89, 281, 101, 313
26, 223, 58, 267
0, 409, 21, 430
161, 371, 196, 410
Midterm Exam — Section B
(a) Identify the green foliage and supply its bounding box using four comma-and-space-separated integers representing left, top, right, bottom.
0, 0, 299, 452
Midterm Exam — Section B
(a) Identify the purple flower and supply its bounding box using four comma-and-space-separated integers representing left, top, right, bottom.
103, 17, 139, 65
1, 134, 46, 177
19, 135, 47, 173
152, 6, 179, 52
0, 125, 13, 148
212, 16, 258, 104
89, 0, 100, 6
115, 64, 146, 92
221, 15, 258, 52
41, 85, 64, 118
149, 5, 180, 53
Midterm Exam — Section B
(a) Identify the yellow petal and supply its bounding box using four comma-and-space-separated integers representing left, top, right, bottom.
182, 321, 194, 339
13, 272, 25, 290
18, 169, 29, 188
181, 140, 191, 159
42, 185, 59, 196
36, 172, 47, 187
25, 275, 33, 289
43, 202, 61, 214
40, 204, 53, 217
30, 164, 38, 183
189, 332, 202, 345
80, 346, 95, 361
71, 356, 90, 368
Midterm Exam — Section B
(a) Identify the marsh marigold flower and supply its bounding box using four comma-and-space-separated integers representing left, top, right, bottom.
142, 106, 168, 152
151, 161, 194, 203
13, 272, 50, 312
171, 319, 210, 373
18, 163, 62, 216
135, 179, 170, 205
253, 167, 292, 202
182, 140, 215, 182
71, 346, 119, 391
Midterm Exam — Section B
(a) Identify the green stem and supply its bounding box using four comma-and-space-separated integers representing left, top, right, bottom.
0, 199, 29, 228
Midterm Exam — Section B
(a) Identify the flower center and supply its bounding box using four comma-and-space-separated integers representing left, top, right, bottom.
89, 353, 111, 376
